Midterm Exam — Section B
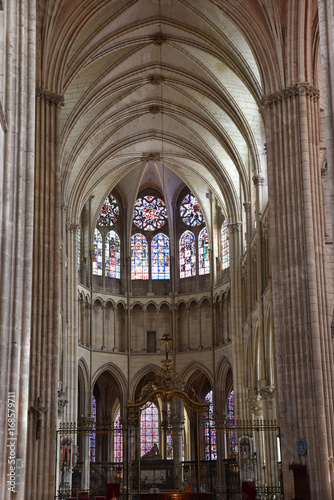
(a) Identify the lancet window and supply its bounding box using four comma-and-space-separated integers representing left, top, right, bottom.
93, 229, 103, 276
131, 233, 149, 280
204, 391, 217, 460
221, 221, 229, 270
140, 404, 159, 456
199, 227, 210, 275
152, 233, 170, 279
180, 230, 196, 278
105, 230, 121, 278
114, 409, 123, 462
90, 395, 97, 462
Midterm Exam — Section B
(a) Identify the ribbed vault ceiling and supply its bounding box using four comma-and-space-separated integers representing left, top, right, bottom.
52, 0, 267, 225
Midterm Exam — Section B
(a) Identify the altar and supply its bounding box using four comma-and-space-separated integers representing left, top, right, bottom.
140, 492, 213, 500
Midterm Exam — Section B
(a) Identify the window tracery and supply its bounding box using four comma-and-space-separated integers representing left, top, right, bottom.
180, 194, 204, 226
97, 195, 119, 226
133, 195, 167, 231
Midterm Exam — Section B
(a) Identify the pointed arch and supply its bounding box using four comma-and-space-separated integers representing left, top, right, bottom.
179, 230, 196, 278
131, 233, 149, 280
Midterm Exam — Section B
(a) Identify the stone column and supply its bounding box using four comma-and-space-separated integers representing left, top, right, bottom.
25, 87, 64, 499
65, 223, 80, 424
263, 83, 333, 498
0, 2, 35, 499
113, 306, 117, 351
78, 416, 94, 491
227, 223, 245, 420
101, 304, 106, 350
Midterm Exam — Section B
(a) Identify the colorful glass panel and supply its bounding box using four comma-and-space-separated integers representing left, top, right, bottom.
179, 231, 196, 278
90, 395, 96, 462
114, 409, 123, 463
180, 194, 204, 226
140, 404, 159, 456
133, 195, 167, 231
166, 403, 173, 460
221, 221, 229, 270
77, 228, 81, 271
105, 230, 121, 278
228, 390, 235, 456
93, 229, 103, 276
152, 233, 170, 279
97, 195, 119, 226
131, 234, 149, 280
204, 391, 217, 460
199, 227, 210, 275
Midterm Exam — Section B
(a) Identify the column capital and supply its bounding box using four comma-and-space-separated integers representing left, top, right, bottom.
243, 201, 252, 213
227, 222, 242, 234
66, 222, 80, 233
252, 174, 265, 187
262, 83, 320, 108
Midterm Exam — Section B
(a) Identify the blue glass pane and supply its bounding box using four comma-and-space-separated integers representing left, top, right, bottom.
114, 409, 123, 463
204, 391, 217, 460
152, 233, 170, 279
140, 404, 160, 456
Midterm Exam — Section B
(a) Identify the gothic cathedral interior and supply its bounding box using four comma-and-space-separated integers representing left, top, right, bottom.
1, 1, 334, 499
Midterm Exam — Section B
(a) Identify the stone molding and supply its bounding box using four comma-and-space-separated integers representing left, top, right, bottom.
148, 75, 165, 85
152, 33, 167, 45
262, 83, 320, 108
149, 105, 161, 114
36, 88, 65, 107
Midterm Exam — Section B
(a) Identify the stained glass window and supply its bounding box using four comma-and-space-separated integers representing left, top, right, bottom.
90, 395, 96, 462
97, 195, 119, 226
131, 233, 149, 280
180, 194, 204, 226
114, 409, 123, 463
133, 195, 167, 231
77, 228, 81, 270
228, 390, 235, 456
204, 391, 217, 460
199, 227, 210, 275
221, 221, 229, 270
180, 231, 196, 278
93, 229, 103, 276
152, 233, 170, 279
166, 403, 173, 460
140, 404, 159, 456
105, 230, 121, 278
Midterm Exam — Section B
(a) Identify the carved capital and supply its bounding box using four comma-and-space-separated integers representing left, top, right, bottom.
252, 174, 265, 187
248, 392, 263, 416
36, 88, 65, 107
66, 222, 80, 233
227, 222, 242, 234
262, 83, 320, 108
243, 202, 251, 213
